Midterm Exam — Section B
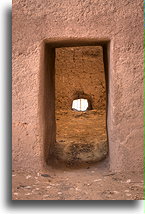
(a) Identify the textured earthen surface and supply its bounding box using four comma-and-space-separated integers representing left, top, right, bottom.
12, 0, 143, 174
12, 167, 143, 200
55, 110, 107, 165
54, 46, 107, 165
55, 46, 106, 110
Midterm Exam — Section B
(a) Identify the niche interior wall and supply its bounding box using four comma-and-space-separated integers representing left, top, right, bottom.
12, 0, 143, 172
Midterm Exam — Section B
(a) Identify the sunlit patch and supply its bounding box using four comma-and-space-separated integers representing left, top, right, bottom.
72, 98, 89, 111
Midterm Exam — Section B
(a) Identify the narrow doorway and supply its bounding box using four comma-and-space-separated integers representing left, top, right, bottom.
54, 46, 108, 165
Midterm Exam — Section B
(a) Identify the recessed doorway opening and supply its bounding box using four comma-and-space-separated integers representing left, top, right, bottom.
42, 41, 109, 167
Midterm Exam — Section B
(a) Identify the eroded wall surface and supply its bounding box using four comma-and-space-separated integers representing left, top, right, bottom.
55, 46, 106, 110
12, 0, 143, 171
54, 46, 107, 165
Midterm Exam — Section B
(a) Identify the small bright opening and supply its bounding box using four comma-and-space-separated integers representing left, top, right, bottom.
72, 98, 89, 111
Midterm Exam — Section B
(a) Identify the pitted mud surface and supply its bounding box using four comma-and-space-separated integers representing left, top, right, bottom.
56, 110, 107, 141
12, 165, 143, 200
54, 109, 107, 164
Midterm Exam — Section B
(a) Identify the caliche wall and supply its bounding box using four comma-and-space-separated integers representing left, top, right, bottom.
12, 0, 143, 172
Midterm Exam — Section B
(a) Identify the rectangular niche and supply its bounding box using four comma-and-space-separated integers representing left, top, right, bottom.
42, 41, 109, 167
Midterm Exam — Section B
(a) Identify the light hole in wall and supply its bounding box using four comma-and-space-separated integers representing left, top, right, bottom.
72, 98, 89, 111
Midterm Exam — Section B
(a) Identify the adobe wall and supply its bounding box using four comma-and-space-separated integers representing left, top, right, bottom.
12, 0, 143, 172
55, 46, 106, 110
54, 46, 107, 165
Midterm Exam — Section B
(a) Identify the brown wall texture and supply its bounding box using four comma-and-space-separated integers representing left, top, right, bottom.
55, 46, 106, 111
12, 0, 143, 172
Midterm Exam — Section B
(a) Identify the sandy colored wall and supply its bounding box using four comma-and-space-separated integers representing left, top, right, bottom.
12, 0, 143, 172
55, 46, 106, 110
